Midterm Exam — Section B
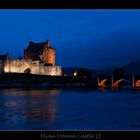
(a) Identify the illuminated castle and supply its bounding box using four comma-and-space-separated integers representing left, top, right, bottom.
24, 40, 55, 65
0, 40, 62, 76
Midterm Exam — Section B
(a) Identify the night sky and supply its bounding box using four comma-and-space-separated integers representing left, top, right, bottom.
0, 10, 140, 69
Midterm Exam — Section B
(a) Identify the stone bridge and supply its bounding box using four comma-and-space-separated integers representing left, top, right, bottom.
97, 75, 140, 88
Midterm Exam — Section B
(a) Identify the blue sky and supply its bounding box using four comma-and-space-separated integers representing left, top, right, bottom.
0, 10, 140, 69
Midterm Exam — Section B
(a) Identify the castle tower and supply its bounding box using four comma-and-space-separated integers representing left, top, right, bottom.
46, 40, 50, 48
24, 40, 55, 65
42, 40, 55, 65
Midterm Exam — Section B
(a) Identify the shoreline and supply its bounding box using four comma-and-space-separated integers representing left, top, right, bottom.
1, 73, 140, 90
0, 73, 98, 89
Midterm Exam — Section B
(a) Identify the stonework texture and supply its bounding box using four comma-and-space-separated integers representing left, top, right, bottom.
4, 60, 61, 76
24, 40, 55, 65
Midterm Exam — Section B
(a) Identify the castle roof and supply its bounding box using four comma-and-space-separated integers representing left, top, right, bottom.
26, 40, 52, 52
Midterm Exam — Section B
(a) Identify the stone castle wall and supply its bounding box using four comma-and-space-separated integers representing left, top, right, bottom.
24, 40, 55, 65
24, 50, 40, 60
42, 48, 55, 65
4, 59, 62, 76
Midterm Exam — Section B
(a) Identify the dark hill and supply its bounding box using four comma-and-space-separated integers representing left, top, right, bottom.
123, 59, 140, 75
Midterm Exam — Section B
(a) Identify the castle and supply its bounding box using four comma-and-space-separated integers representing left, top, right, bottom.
0, 40, 62, 76
24, 40, 55, 65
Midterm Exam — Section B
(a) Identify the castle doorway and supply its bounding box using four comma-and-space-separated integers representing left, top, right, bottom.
24, 68, 31, 74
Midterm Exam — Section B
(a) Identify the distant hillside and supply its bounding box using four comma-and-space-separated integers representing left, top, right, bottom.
62, 67, 112, 76
123, 59, 140, 74
62, 67, 76, 76
62, 59, 140, 76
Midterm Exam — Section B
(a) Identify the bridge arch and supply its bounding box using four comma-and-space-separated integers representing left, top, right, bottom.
135, 80, 140, 87
98, 79, 108, 87
112, 79, 131, 88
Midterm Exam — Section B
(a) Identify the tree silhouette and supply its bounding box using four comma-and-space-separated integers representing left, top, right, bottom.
73, 68, 92, 78
113, 68, 124, 78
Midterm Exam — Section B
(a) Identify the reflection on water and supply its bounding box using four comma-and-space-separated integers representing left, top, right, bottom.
1, 88, 140, 130
2, 88, 60, 96
0, 89, 61, 129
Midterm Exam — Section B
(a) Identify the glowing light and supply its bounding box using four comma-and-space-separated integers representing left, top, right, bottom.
98, 79, 107, 87
112, 79, 124, 88
112, 79, 131, 88
4, 66, 9, 73
135, 80, 140, 87
73, 71, 77, 76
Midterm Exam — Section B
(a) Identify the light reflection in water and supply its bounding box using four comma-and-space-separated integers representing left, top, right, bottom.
1, 89, 61, 129
1, 88, 140, 130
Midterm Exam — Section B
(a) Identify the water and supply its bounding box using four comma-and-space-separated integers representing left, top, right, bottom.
0, 88, 140, 130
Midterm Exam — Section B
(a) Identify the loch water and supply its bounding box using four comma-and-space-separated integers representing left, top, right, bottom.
0, 88, 140, 130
